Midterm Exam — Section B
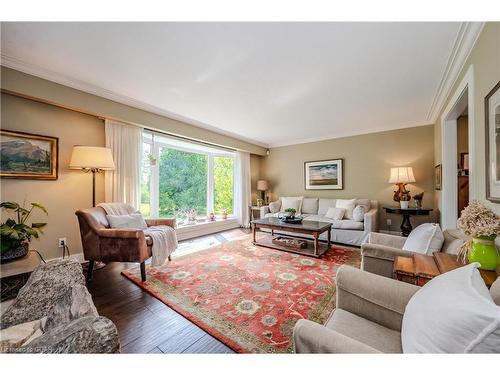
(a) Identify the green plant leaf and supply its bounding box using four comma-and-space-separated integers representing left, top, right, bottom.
5, 218, 17, 227
31, 222, 47, 228
0, 202, 19, 210
31, 202, 48, 215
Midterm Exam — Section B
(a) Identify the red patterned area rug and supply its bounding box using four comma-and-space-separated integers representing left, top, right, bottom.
121, 235, 360, 353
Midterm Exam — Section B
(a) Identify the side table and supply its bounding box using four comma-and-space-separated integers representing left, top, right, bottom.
383, 206, 433, 236
1, 251, 43, 301
248, 205, 265, 227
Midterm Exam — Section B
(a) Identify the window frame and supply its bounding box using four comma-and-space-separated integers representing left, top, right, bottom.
142, 132, 235, 220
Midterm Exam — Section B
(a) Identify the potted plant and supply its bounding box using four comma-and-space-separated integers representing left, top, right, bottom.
221, 209, 228, 220
284, 208, 297, 219
457, 200, 500, 270
1, 201, 47, 262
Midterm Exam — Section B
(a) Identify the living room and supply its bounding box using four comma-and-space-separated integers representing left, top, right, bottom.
1, 1, 500, 373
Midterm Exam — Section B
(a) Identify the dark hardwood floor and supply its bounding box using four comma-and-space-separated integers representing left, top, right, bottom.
86, 229, 250, 354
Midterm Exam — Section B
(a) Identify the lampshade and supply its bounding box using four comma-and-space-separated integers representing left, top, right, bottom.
69, 146, 115, 170
388, 167, 415, 184
256, 180, 269, 191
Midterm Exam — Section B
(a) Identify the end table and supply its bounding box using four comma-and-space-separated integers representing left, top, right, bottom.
1, 251, 43, 301
383, 206, 433, 236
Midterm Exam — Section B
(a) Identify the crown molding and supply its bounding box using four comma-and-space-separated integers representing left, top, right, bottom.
0, 54, 269, 148
426, 22, 484, 123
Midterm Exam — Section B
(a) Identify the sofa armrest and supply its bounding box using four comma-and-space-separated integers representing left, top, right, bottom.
146, 218, 176, 228
363, 208, 378, 233
368, 232, 407, 248
259, 206, 270, 218
293, 319, 380, 353
336, 265, 419, 331
361, 243, 414, 262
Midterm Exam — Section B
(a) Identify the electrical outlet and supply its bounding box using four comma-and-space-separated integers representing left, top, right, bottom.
58, 238, 67, 248
386, 219, 392, 226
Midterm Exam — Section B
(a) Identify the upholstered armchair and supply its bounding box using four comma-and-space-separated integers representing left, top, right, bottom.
361, 230, 467, 278
75, 206, 175, 282
293, 265, 420, 353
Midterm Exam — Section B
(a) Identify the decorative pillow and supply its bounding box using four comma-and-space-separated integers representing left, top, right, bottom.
335, 199, 356, 219
269, 200, 281, 214
325, 207, 346, 220
490, 277, 500, 306
107, 213, 147, 229
402, 223, 444, 255
352, 205, 366, 222
280, 196, 304, 214
402, 263, 500, 353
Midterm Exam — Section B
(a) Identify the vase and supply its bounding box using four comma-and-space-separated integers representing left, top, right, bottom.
468, 235, 499, 271
400, 200, 409, 209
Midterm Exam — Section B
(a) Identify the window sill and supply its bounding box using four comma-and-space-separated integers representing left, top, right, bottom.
175, 217, 240, 241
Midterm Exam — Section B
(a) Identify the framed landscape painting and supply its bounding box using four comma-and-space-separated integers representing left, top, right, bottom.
0, 130, 58, 180
304, 159, 343, 190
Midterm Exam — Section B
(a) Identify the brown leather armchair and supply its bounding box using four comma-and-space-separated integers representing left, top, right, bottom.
75, 206, 176, 282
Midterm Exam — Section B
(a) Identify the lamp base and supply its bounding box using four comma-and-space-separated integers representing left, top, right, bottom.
393, 183, 411, 202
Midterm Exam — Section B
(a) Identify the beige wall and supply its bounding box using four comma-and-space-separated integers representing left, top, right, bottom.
250, 154, 263, 205
434, 22, 500, 215
1, 67, 267, 156
457, 115, 469, 165
1, 93, 105, 260
262, 125, 436, 231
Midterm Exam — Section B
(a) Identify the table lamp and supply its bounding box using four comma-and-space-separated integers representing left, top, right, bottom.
388, 167, 415, 208
256, 180, 270, 206
70, 146, 115, 207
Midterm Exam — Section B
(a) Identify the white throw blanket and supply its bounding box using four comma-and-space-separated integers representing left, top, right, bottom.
98, 202, 177, 266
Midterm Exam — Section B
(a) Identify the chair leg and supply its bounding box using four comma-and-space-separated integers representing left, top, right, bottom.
140, 261, 146, 282
86, 260, 95, 282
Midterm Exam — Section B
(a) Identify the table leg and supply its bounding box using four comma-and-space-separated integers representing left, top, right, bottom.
252, 224, 256, 243
327, 229, 331, 250
313, 233, 319, 256
400, 214, 412, 237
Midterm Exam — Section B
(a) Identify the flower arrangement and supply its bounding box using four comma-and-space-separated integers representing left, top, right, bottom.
456, 200, 500, 268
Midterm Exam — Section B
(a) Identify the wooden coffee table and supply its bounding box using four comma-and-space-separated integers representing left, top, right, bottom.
251, 217, 332, 257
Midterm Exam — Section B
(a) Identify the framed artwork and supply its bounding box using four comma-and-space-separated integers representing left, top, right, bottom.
435, 164, 442, 190
0, 130, 58, 180
304, 159, 343, 190
485, 81, 500, 202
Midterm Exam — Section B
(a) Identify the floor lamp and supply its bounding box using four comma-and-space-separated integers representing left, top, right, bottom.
70, 146, 115, 270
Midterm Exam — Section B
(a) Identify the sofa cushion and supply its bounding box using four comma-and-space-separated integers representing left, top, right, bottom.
301, 198, 319, 214
281, 196, 304, 214
335, 199, 357, 219
325, 207, 345, 220
402, 263, 500, 353
318, 199, 337, 215
355, 198, 371, 211
402, 223, 444, 255
352, 205, 366, 222
305, 215, 364, 230
269, 200, 281, 213
326, 309, 402, 353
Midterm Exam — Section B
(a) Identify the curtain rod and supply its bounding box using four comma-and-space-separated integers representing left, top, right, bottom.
142, 127, 237, 153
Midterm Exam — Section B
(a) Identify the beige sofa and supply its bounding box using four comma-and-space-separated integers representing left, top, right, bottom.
259, 198, 378, 246
361, 229, 468, 278
293, 264, 500, 353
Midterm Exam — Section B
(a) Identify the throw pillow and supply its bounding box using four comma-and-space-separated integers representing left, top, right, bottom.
269, 200, 281, 214
281, 196, 304, 214
402, 223, 444, 255
352, 205, 366, 222
402, 263, 500, 353
325, 207, 346, 220
335, 199, 356, 219
490, 277, 500, 306
107, 213, 147, 230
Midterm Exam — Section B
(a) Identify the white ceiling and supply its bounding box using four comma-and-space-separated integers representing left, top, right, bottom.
1, 22, 462, 147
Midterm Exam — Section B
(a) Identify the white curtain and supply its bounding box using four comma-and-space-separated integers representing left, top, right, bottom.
104, 119, 142, 210
234, 151, 251, 228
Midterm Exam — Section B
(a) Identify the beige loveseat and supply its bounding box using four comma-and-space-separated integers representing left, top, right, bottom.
361, 229, 468, 278
259, 198, 378, 246
293, 265, 500, 353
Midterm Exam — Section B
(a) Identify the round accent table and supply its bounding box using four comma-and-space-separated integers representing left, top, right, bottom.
383, 206, 433, 237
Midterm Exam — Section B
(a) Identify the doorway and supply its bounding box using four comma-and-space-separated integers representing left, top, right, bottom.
440, 65, 475, 230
